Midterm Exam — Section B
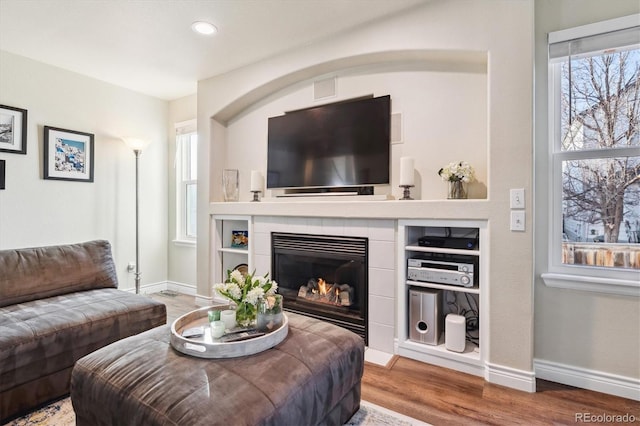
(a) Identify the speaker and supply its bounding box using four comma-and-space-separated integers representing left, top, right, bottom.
313, 77, 336, 100
445, 314, 466, 353
391, 112, 402, 144
409, 288, 442, 345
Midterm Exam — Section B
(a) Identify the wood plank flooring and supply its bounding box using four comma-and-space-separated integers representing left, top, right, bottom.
149, 292, 640, 425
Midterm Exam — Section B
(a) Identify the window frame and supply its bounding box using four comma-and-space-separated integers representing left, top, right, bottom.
175, 119, 197, 245
542, 15, 640, 297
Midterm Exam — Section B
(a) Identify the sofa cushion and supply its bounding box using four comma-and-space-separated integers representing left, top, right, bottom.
0, 240, 118, 308
0, 288, 167, 394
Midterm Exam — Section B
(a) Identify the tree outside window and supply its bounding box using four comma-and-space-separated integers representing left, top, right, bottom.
553, 26, 640, 271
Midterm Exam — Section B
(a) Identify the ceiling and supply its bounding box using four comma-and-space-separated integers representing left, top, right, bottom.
0, 0, 427, 101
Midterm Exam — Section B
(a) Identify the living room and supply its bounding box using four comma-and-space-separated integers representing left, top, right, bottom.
0, 0, 638, 423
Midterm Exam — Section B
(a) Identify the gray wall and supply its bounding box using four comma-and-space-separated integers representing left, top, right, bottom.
533, 0, 640, 386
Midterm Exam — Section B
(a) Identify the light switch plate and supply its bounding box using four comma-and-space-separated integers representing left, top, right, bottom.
510, 211, 525, 231
510, 188, 525, 209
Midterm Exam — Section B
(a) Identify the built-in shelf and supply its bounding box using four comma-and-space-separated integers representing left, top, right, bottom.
397, 219, 488, 377
218, 247, 248, 255
212, 215, 251, 284
406, 279, 480, 295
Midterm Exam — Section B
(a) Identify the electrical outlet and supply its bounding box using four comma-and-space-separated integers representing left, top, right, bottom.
510, 211, 525, 231
510, 188, 525, 209
127, 262, 136, 272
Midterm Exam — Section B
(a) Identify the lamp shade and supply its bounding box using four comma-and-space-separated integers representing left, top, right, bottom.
123, 137, 149, 151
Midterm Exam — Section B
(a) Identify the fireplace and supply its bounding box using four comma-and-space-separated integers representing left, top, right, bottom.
271, 232, 368, 343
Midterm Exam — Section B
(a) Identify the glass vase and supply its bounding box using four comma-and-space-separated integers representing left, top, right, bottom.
235, 301, 256, 327
447, 180, 468, 199
257, 295, 284, 332
222, 169, 239, 202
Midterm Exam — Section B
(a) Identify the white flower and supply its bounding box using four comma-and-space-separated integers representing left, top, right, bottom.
438, 161, 476, 183
230, 269, 244, 284
230, 284, 243, 300
267, 280, 278, 295
246, 287, 265, 305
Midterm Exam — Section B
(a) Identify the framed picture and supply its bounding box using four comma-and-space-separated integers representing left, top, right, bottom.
44, 126, 94, 182
0, 160, 5, 190
0, 104, 28, 154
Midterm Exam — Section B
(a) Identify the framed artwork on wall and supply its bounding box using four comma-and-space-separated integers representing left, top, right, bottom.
44, 126, 94, 182
0, 160, 5, 190
0, 104, 28, 155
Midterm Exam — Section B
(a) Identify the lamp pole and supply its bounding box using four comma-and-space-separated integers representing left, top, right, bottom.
134, 149, 141, 294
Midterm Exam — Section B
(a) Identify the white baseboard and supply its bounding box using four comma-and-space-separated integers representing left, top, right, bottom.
535, 359, 640, 401
167, 280, 197, 296
485, 362, 536, 393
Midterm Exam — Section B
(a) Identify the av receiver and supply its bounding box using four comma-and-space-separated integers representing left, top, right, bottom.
407, 253, 477, 287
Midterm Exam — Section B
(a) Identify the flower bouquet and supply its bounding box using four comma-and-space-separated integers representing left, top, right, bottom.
213, 269, 278, 327
438, 161, 475, 199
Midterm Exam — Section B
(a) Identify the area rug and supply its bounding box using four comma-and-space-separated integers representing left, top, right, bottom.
3, 398, 430, 426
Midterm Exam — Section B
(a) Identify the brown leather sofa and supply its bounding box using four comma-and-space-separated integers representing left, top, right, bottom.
0, 240, 167, 422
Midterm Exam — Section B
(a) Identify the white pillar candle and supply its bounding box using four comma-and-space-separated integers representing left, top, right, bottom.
220, 309, 236, 330
399, 157, 414, 186
250, 170, 262, 192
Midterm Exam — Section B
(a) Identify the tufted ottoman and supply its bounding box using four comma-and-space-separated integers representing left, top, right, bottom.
70, 312, 364, 426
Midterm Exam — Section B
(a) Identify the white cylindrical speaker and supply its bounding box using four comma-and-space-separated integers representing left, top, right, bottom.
445, 314, 466, 353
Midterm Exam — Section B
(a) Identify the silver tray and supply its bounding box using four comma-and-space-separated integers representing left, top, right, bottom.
170, 306, 289, 358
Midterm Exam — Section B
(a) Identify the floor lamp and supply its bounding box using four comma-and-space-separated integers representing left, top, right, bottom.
124, 138, 148, 294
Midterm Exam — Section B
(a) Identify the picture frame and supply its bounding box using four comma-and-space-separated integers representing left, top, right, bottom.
43, 126, 94, 182
0, 160, 5, 190
0, 104, 28, 155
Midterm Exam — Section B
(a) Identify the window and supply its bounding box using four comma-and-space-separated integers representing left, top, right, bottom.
175, 120, 197, 242
546, 15, 640, 289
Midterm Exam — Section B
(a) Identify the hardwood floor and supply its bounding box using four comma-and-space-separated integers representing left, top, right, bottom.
149, 292, 640, 425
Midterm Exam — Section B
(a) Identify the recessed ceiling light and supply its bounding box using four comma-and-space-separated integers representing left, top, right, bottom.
191, 21, 217, 36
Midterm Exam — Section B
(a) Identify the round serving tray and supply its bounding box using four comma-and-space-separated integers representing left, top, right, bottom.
170, 306, 289, 359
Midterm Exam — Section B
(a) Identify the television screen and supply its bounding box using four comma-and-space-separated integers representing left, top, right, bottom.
266, 95, 390, 190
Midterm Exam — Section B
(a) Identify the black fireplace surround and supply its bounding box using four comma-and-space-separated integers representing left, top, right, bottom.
271, 232, 368, 343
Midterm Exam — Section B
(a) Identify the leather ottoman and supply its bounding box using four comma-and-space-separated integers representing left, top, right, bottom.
70, 312, 364, 426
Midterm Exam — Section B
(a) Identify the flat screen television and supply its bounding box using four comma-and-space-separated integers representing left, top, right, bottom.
266, 95, 390, 191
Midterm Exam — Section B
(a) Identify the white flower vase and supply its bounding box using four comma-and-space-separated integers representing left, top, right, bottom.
447, 180, 468, 199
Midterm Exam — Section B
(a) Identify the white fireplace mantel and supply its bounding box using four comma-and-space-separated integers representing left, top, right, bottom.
209, 199, 490, 220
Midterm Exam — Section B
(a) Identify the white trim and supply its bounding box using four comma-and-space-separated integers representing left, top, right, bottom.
485, 362, 536, 393
172, 239, 196, 247
548, 14, 639, 44
541, 273, 640, 297
535, 359, 640, 401
167, 280, 197, 296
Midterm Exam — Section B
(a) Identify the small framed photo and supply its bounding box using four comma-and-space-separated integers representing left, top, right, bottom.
231, 230, 248, 248
44, 126, 94, 182
0, 104, 28, 155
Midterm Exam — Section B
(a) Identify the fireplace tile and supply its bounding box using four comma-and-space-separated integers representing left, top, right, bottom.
369, 294, 394, 326
369, 240, 395, 270
367, 220, 395, 241
369, 268, 395, 298
369, 323, 395, 354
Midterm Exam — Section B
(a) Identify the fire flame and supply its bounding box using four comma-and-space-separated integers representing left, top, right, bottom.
318, 278, 328, 295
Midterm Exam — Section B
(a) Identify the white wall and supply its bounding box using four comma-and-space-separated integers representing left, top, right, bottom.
198, 0, 535, 385
168, 94, 197, 292
533, 0, 640, 395
0, 51, 169, 291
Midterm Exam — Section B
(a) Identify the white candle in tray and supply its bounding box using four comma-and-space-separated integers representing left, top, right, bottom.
400, 157, 414, 186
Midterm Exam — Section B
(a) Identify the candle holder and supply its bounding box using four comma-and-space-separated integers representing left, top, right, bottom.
399, 185, 414, 200
251, 190, 261, 202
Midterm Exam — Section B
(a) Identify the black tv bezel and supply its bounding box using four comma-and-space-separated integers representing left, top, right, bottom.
266, 94, 391, 191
